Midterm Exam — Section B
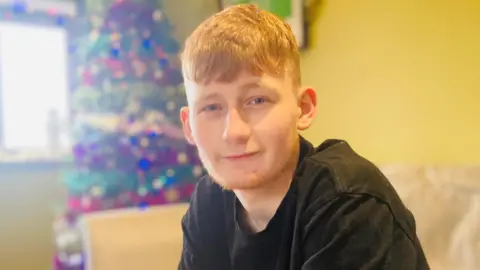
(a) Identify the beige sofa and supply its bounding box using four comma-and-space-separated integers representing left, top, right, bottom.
381, 165, 480, 270
78, 165, 480, 270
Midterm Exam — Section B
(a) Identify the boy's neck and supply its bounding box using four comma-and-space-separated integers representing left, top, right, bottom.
234, 174, 292, 233
234, 149, 299, 233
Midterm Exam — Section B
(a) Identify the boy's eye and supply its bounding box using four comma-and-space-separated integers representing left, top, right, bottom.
202, 104, 220, 112
248, 97, 266, 105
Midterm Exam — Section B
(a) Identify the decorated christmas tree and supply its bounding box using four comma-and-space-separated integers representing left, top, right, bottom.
64, 0, 203, 215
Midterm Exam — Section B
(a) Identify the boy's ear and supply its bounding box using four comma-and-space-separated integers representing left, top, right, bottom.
297, 87, 317, 130
180, 107, 196, 145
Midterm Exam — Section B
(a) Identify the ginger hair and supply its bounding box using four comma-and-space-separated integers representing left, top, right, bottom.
181, 4, 301, 86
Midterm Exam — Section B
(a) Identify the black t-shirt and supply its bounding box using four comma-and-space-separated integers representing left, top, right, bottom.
179, 137, 430, 270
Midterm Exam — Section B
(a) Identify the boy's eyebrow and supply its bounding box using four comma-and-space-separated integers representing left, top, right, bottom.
240, 81, 277, 93
196, 92, 221, 103
239, 81, 261, 90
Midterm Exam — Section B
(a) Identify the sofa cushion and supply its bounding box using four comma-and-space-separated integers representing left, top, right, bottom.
382, 165, 480, 270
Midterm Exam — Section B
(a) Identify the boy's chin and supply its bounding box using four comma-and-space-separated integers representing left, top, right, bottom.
213, 174, 267, 191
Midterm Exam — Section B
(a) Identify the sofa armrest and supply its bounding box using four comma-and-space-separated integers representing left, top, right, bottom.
78, 203, 189, 270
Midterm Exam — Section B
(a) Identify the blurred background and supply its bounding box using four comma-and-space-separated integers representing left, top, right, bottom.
0, 0, 478, 269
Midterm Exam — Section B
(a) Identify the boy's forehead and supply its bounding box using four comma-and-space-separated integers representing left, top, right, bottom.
185, 72, 289, 93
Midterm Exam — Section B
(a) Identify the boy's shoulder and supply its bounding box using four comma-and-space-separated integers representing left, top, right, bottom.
298, 138, 395, 200
296, 138, 416, 239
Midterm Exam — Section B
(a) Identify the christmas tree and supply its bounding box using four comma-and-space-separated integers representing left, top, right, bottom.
65, 0, 203, 215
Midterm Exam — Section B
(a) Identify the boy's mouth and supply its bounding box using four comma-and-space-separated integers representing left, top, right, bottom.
224, 152, 258, 160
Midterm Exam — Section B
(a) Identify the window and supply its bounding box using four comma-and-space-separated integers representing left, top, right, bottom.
0, 22, 71, 161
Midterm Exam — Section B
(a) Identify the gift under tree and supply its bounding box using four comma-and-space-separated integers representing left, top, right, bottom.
65, 0, 203, 215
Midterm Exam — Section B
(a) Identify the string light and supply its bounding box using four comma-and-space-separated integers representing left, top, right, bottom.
142, 39, 152, 49
110, 47, 120, 58
12, 2, 27, 14
165, 189, 179, 202
152, 10, 162, 21
55, 16, 65, 26
47, 8, 57, 16
138, 158, 151, 171
138, 201, 149, 210
159, 58, 168, 68
137, 186, 148, 197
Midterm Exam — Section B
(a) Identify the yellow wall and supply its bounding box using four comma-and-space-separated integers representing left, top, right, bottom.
0, 166, 67, 269
301, 0, 480, 164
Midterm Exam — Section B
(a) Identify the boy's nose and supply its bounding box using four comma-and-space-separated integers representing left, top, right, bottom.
222, 108, 251, 144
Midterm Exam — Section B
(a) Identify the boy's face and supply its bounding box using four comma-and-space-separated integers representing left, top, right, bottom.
180, 71, 316, 190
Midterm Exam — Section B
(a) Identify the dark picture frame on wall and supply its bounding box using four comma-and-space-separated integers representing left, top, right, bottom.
218, 0, 308, 49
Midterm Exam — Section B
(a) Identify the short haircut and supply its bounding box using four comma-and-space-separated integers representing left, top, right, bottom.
181, 4, 301, 86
